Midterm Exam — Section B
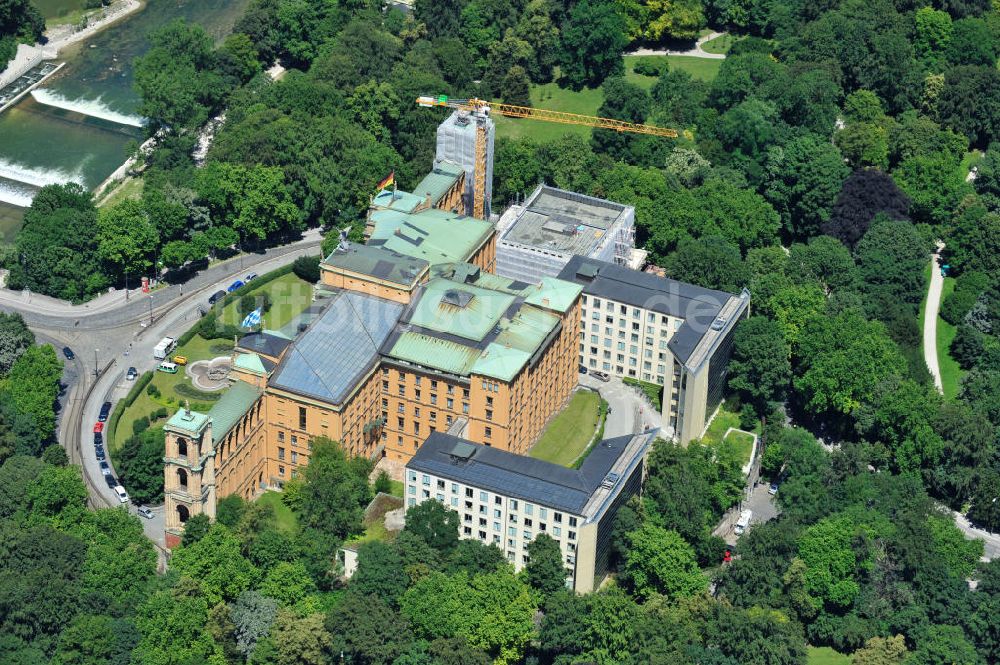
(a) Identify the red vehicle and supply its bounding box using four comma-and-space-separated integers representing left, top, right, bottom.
93, 422, 104, 434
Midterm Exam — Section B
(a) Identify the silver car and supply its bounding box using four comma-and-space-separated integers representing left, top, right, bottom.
136, 506, 154, 519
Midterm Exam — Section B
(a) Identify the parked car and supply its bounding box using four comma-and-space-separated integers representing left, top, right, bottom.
114, 485, 129, 503
227, 279, 245, 293
93, 422, 104, 433
93, 432, 103, 446
245, 272, 258, 281
98, 401, 112, 422
99, 460, 111, 475
94, 445, 105, 461
62, 347, 75, 360
126, 366, 138, 381
158, 361, 178, 374
105, 474, 117, 489
172, 355, 188, 365
591, 370, 611, 382
768, 483, 779, 496
208, 290, 226, 305
137, 506, 155, 519
579, 365, 588, 374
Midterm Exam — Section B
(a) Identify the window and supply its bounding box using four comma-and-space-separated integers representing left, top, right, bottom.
554, 512, 562, 523
447, 385, 454, 395
466, 488, 474, 498
290, 435, 297, 445
525, 503, 533, 516
415, 389, 421, 400
553, 526, 561, 537
480, 491, 488, 502
422, 474, 430, 486
463, 388, 470, 399
430, 394, 437, 405
451, 483, 458, 493
446, 415, 453, 426
462, 403, 469, 414
408, 485, 416, 495
451, 497, 458, 507
397, 417, 404, 429
463, 526, 472, 535
510, 499, 519, 510
430, 411, 437, 421
277, 431, 285, 443
486, 396, 494, 407
508, 527, 516, 537
437, 479, 445, 490
382, 381, 389, 392
436, 493, 444, 502
298, 406, 307, 430
523, 530, 532, 540
414, 376, 421, 386
291, 451, 298, 464
278, 466, 286, 476
397, 403, 404, 413
408, 471, 416, 482
569, 516, 578, 527
494, 521, 501, 531
415, 422, 420, 434
494, 509, 501, 518
414, 407, 421, 417
485, 409, 493, 421
447, 398, 454, 409
382, 398, 388, 409
524, 518, 533, 527
484, 426, 492, 439
539, 508, 547, 520
278, 447, 285, 460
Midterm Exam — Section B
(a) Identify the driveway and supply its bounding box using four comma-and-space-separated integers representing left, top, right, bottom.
578, 373, 661, 438
714, 482, 779, 546
923, 245, 945, 394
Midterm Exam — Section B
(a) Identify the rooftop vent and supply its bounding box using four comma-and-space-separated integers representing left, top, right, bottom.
600, 472, 621, 489
576, 263, 599, 281
441, 289, 474, 308
542, 220, 576, 235
449, 441, 477, 461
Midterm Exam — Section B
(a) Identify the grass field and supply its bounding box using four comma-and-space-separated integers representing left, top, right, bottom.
937, 275, 962, 400
494, 56, 721, 142
257, 490, 299, 534
217, 273, 313, 331
700, 33, 736, 54
529, 390, 602, 466
98, 177, 144, 209
698, 404, 755, 467
387, 480, 404, 498
807, 646, 852, 665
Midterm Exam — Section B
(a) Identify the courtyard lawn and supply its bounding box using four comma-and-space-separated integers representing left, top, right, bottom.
807, 646, 852, 665
111, 334, 235, 452
257, 490, 299, 534
529, 390, 602, 467
698, 404, 755, 467
937, 275, 962, 400
217, 272, 314, 332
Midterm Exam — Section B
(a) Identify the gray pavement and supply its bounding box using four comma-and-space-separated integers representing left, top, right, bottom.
578, 373, 661, 438
714, 482, 779, 546
949, 507, 999, 562
923, 246, 945, 394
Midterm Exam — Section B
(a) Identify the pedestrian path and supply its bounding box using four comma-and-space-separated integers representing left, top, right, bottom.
626, 31, 728, 59
923, 245, 945, 394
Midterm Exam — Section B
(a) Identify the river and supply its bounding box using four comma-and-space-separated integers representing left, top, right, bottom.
0, 0, 250, 241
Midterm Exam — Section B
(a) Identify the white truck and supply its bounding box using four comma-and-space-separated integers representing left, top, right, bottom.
734, 509, 753, 536
153, 337, 176, 360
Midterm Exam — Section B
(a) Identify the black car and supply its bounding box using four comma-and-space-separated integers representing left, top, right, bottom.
94, 432, 103, 445
99, 460, 111, 475
126, 367, 138, 381
62, 347, 75, 360
98, 401, 112, 422
95, 445, 105, 461
208, 290, 227, 305
105, 474, 117, 489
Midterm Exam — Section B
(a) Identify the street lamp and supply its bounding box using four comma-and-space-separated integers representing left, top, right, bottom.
148, 294, 153, 326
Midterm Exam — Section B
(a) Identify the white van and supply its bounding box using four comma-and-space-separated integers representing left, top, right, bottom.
114, 485, 130, 504
734, 509, 753, 536
153, 337, 176, 360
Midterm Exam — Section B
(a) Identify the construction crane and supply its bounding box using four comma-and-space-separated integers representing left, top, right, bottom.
416, 95, 680, 220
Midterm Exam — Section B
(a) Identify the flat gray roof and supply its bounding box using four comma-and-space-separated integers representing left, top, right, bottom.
500, 185, 629, 256
407, 430, 650, 515
270, 292, 404, 404
557, 255, 742, 365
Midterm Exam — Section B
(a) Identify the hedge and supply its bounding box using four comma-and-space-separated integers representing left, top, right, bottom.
174, 382, 223, 402
107, 370, 154, 453
623, 377, 663, 411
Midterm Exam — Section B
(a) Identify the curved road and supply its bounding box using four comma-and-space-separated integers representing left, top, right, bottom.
627, 31, 728, 59
1, 230, 322, 545
923, 245, 945, 394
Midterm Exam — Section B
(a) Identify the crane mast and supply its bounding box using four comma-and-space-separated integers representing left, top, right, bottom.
416, 96, 679, 220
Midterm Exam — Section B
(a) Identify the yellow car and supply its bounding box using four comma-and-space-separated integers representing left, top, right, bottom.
172, 355, 188, 365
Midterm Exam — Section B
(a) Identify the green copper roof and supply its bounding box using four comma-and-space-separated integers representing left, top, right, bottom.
388, 332, 482, 375
524, 277, 582, 313
372, 189, 425, 213
208, 381, 261, 445
234, 352, 267, 375
407, 278, 515, 342
322, 244, 429, 287
165, 408, 209, 435
263, 329, 292, 341
369, 208, 493, 265
412, 162, 464, 206
495, 307, 559, 352
471, 343, 532, 382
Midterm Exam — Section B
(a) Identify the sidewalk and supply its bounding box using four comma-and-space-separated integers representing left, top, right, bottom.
922, 245, 945, 394
626, 31, 727, 59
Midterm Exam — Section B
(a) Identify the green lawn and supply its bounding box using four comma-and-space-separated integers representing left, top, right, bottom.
959, 149, 983, 180
937, 275, 962, 400
257, 490, 299, 534
112, 335, 235, 452
217, 273, 313, 331
807, 646, 852, 665
494, 56, 721, 143
700, 33, 736, 54
918, 260, 932, 335
723, 430, 755, 466
529, 390, 602, 467
387, 480, 404, 498
699, 405, 741, 447
98, 177, 144, 209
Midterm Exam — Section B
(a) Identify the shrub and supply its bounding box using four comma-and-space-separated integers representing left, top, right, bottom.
132, 416, 150, 435
239, 292, 271, 317
292, 255, 322, 283
174, 382, 223, 402
941, 271, 989, 326
951, 324, 986, 369
153, 407, 168, 420
633, 59, 665, 77
146, 383, 161, 398
374, 470, 392, 495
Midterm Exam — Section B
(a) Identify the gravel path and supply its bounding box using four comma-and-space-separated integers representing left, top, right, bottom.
626, 31, 728, 59
923, 245, 945, 394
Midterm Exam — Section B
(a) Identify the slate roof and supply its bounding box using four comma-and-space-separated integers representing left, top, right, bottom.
322, 244, 429, 288
270, 292, 404, 404
208, 381, 262, 445
237, 331, 292, 359
557, 255, 739, 365
407, 431, 645, 515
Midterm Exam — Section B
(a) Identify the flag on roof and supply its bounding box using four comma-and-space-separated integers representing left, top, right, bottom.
241, 308, 262, 329
376, 171, 395, 191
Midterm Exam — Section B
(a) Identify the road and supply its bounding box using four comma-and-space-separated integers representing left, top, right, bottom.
578, 374, 661, 439
951, 508, 1000, 562
923, 245, 945, 394
1, 230, 322, 544
627, 31, 728, 59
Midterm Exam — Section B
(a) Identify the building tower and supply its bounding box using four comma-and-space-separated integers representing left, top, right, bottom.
163, 403, 216, 548
436, 109, 495, 220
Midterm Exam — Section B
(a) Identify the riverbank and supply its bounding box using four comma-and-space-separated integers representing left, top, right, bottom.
42, 0, 144, 59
